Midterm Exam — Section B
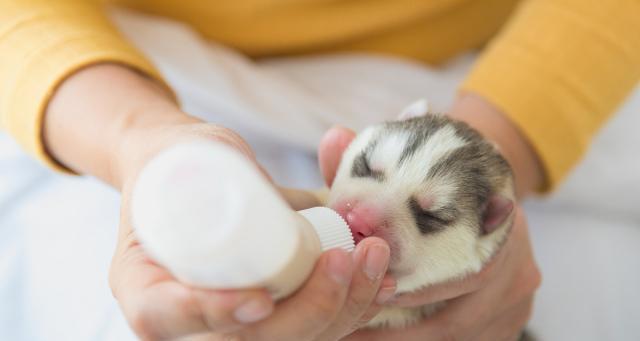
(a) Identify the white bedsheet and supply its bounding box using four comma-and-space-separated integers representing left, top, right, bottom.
1, 9, 638, 340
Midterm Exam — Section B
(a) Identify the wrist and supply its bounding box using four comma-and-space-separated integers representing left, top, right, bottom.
109, 106, 200, 189
448, 93, 544, 198
113, 113, 257, 191
45, 63, 181, 183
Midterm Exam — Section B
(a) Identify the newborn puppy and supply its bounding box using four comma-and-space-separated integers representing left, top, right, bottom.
327, 111, 515, 328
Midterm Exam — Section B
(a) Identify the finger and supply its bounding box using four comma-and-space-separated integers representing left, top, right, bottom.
178, 332, 226, 341
118, 278, 274, 340
315, 238, 392, 340
345, 274, 395, 330
318, 126, 356, 187
375, 275, 397, 305
195, 288, 275, 330
111, 224, 274, 339
239, 248, 354, 341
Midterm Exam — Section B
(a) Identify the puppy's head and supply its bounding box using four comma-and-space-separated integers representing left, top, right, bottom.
328, 115, 515, 292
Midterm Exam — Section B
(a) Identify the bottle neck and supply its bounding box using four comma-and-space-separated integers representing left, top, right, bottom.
262, 212, 322, 300
297, 207, 355, 252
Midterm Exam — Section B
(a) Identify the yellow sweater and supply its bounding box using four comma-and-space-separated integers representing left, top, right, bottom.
1, 0, 638, 190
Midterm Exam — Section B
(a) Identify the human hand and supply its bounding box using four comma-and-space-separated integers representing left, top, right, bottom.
182, 237, 396, 341
318, 125, 541, 340
43, 63, 398, 340
109, 122, 396, 340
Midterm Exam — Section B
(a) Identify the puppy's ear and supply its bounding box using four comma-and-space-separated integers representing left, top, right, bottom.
482, 195, 514, 234
398, 99, 430, 120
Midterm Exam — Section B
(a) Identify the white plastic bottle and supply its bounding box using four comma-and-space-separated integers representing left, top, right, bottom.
131, 140, 354, 299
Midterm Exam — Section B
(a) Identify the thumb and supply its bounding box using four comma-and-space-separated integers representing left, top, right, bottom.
318, 126, 356, 187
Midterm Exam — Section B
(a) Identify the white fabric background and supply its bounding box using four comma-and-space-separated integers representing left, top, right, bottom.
0, 10, 638, 340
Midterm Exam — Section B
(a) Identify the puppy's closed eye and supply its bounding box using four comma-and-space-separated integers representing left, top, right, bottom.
408, 198, 457, 234
351, 152, 384, 181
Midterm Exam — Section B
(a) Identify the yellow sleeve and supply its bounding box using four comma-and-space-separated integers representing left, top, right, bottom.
461, 0, 640, 192
0, 0, 170, 172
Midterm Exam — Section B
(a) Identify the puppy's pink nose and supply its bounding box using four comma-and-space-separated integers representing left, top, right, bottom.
333, 201, 383, 244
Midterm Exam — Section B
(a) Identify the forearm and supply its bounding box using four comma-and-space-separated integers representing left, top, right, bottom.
459, 0, 640, 193
448, 92, 544, 198
43, 64, 196, 188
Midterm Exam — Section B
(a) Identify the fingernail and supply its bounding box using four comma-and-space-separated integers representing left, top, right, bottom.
234, 299, 273, 323
364, 244, 390, 281
327, 250, 352, 285
375, 285, 397, 304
